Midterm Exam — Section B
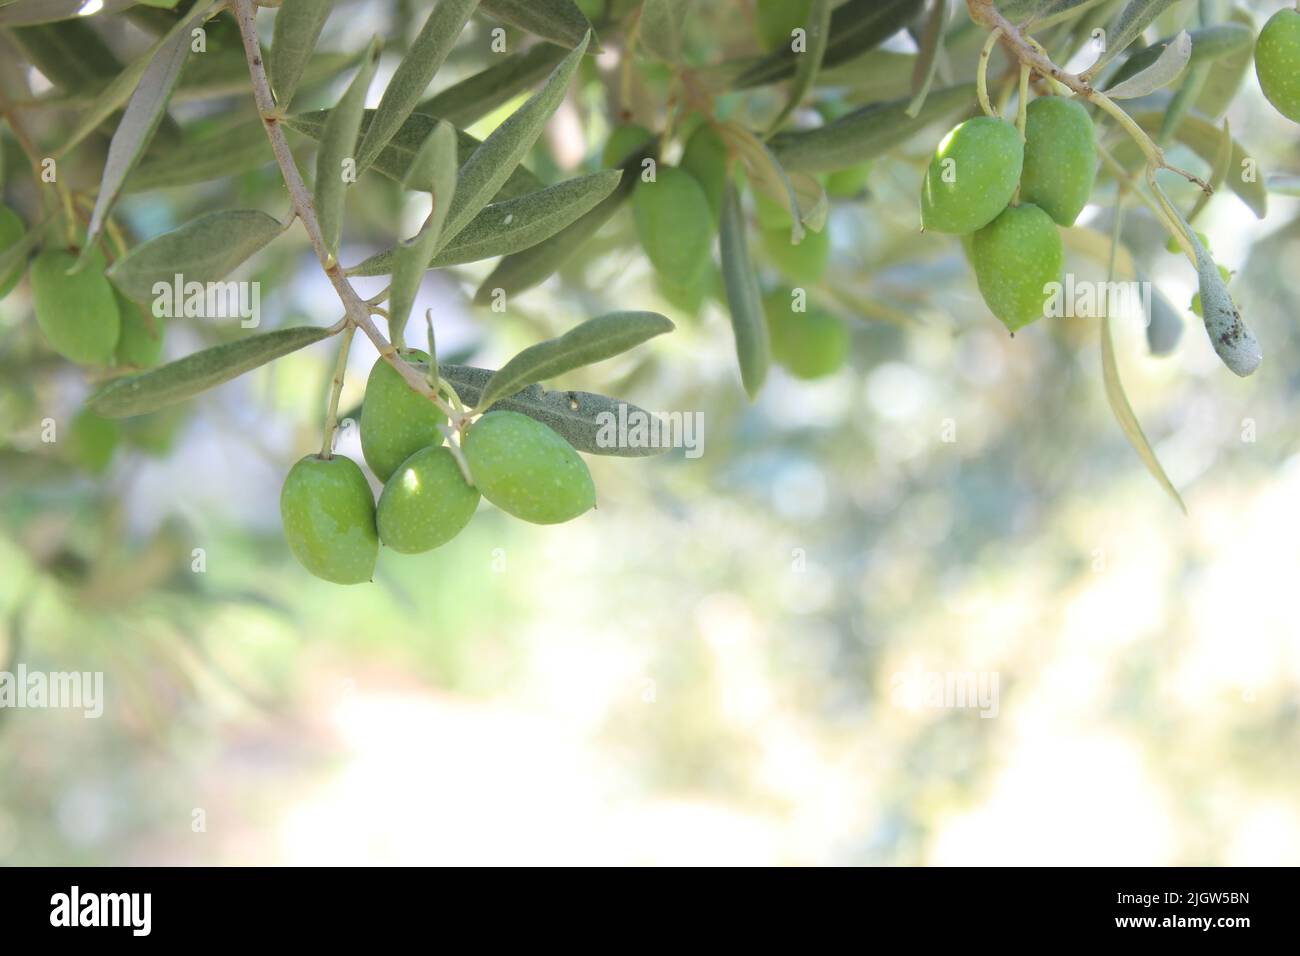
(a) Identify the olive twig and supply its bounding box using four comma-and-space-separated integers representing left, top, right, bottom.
976, 27, 1003, 117
320, 325, 356, 459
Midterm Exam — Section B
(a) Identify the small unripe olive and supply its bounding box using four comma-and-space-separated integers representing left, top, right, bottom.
825, 162, 873, 199
463, 411, 595, 525
763, 293, 849, 380
1256, 9, 1300, 123
761, 225, 830, 284
971, 203, 1063, 332
376, 445, 480, 554
31, 248, 120, 365
0, 205, 26, 301
280, 454, 378, 585
360, 350, 448, 482
602, 123, 654, 167
67, 407, 120, 475
679, 122, 729, 224
114, 291, 164, 368
755, 0, 811, 53
754, 190, 793, 231
633, 167, 714, 286
921, 117, 1024, 235
1020, 96, 1096, 226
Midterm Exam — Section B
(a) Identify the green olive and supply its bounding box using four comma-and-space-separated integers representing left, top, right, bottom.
633, 167, 714, 286
602, 123, 654, 167
280, 454, 378, 585
763, 292, 849, 379
31, 248, 120, 365
463, 411, 596, 525
376, 445, 480, 554
761, 225, 830, 285
67, 407, 120, 475
971, 203, 1063, 332
1256, 9, 1300, 123
114, 291, 165, 368
1020, 96, 1096, 227
359, 350, 448, 482
825, 162, 873, 199
920, 117, 1024, 235
679, 122, 729, 224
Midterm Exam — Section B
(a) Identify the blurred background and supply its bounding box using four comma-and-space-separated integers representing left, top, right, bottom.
1, 0, 1299, 865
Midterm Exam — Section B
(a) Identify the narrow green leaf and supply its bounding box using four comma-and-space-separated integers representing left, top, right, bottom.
639, 0, 694, 62
88, 327, 334, 418
1104, 28, 1190, 98
127, 119, 274, 192
315, 38, 380, 258
1195, 9, 1255, 119
268, 0, 335, 108
478, 0, 595, 50
388, 121, 458, 331
769, 84, 975, 174
719, 182, 769, 399
77, 0, 218, 269
438, 364, 666, 456
477, 311, 674, 412
7, 20, 120, 91
473, 144, 651, 302
1105, 22, 1254, 90
106, 210, 284, 305
354, 0, 480, 174
444, 33, 589, 241
765, 0, 830, 136
349, 169, 621, 275
0, 0, 135, 25
1084, 0, 1180, 79
417, 44, 566, 127
736, 0, 922, 89
286, 109, 544, 199
904, 0, 948, 118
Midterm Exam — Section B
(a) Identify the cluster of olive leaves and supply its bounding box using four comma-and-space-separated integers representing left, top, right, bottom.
1, 0, 1298, 582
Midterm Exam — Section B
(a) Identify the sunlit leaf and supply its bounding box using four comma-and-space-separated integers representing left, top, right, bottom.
314, 38, 380, 258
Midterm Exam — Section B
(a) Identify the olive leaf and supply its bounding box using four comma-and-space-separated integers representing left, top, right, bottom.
1105, 23, 1253, 90
127, 119, 274, 191
0, 0, 135, 25
443, 32, 589, 241
354, 0, 480, 175
417, 44, 566, 127
1104, 29, 1190, 99
1195, 8, 1255, 119
765, 0, 830, 136
287, 110, 543, 200
478, 0, 595, 50
268, 0, 335, 109
7, 20, 120, 92
474, 145, 652, 302
315, 38, 380, 258
639, 0, 694, 63
439, 365, 666, 457
88, 327, 335, 418
106, 210, 284, 305
349, 169, 621, 275
904, 0, 947, 119
1084, 0, 1181, 79
736, 0, 922, 89
719, 182, 769, 399
769, 84, 974, 174
387, 121, 458, 332
77, 0, 218, 270
476, 311, 674, 413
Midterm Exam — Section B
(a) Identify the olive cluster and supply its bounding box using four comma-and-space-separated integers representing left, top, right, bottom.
921, 97, 1097, 333
280, 352, 596, 585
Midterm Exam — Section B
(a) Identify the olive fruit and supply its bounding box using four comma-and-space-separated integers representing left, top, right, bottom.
1019, 97, 1096, 227
376, 445, 480, 554
921, 117, 1024, 235
280, 454, 378, 585
359, 349, 447, 482
0, 205, 26, 301
679, 122, 729, 223
633, 167, 714, 287
602, 123, 654, 167
114, 291, 164, 368
825, 162, 873, 199
67, 407, 120, 475
755, 0, 811, 53
754, 190, 794, 231
463, 411, 596, 525
763, 293, 849, 380
31, 248, 120, 365
762, 225, 830, 285
1256, 9, 1300, 123
971, 203, 1063, 332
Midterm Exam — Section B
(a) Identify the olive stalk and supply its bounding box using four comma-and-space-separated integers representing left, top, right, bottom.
320, 324, 356, 459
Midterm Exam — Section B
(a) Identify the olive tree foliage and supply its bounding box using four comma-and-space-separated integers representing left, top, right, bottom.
0, 0, 1294, 581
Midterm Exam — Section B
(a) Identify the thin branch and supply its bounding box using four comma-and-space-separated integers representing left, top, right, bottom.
227, 0, 463, 428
